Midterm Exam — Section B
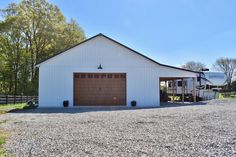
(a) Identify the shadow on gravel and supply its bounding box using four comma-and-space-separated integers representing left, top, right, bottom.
9, 101, 208, 114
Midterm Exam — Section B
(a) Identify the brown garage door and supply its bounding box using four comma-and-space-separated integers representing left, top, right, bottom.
74, 73, 126, 106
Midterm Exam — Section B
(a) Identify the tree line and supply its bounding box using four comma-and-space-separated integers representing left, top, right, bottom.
0, 0, 85, 95
181, 58, 236, 91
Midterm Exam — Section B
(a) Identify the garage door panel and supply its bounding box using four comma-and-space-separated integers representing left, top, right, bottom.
74, 73, 126, 106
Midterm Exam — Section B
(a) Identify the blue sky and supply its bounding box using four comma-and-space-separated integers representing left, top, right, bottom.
1, 0, 236, 69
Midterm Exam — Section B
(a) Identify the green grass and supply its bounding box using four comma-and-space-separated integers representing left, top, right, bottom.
0, 131, 9, 145
0, 121, 7, 125
0, 103, 38, 156
0, 111, 6, 115
0, 104, 25, 156
0, 104, 23, 156
0, 103, 37, 115
219, 93, 236, 99
0, 130, 9, 157
0, 103, 27, 110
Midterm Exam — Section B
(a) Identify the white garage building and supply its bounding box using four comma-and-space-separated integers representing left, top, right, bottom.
37, 33, 199, 107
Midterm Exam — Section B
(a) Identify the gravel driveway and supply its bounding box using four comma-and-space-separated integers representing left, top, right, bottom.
0, 99, 236, 157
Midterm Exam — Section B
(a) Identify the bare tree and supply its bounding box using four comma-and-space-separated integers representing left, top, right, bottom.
213, 57, 236, 90
181, 61, 206, 71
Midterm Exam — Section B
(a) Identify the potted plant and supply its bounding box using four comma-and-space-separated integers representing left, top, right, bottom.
131, 100, 136, 107
63, 100, 69, 107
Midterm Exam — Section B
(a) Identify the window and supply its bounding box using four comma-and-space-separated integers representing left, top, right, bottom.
94, 74, 99, 78
120, 74, 126, 78
114, 74, 119, 78
178, 81, 182, 87
88, 74, 93, 78
168, 82, 172, 87
108, 74, 113, 78
101, 74, 106, 78
80, 74, 86, 78
74, 74, 80, 78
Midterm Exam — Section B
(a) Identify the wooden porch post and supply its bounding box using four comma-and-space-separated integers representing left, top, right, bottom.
193, 77, 196, 102
182, 78, 184, 103
171, 80, 174, 102
172, 80, 175, 102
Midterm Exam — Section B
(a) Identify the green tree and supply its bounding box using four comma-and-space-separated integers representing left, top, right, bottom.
0, 0, 85, 95
0, 11, 24, 95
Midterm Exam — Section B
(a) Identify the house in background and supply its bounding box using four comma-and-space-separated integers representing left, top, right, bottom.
36, 33, 199, 107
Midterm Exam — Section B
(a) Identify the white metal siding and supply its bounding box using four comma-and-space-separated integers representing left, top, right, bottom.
38, 35, 197, 107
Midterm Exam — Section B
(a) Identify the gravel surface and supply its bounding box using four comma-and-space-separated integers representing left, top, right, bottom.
0, 99, 236, 157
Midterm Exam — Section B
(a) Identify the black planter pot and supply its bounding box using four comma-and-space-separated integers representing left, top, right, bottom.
131, 100, 136, 107
63, 100, 69, 107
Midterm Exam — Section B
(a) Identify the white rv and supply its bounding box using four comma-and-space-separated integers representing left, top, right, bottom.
166, 71, 227, 100
202, 71, 227, 87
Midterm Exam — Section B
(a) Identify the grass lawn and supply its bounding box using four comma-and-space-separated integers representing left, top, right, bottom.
0, 103, 37, 156
219, 92, 236, 99
0, 130, 10, 157
0, 103, 27, 110
0, 103, 37, 114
